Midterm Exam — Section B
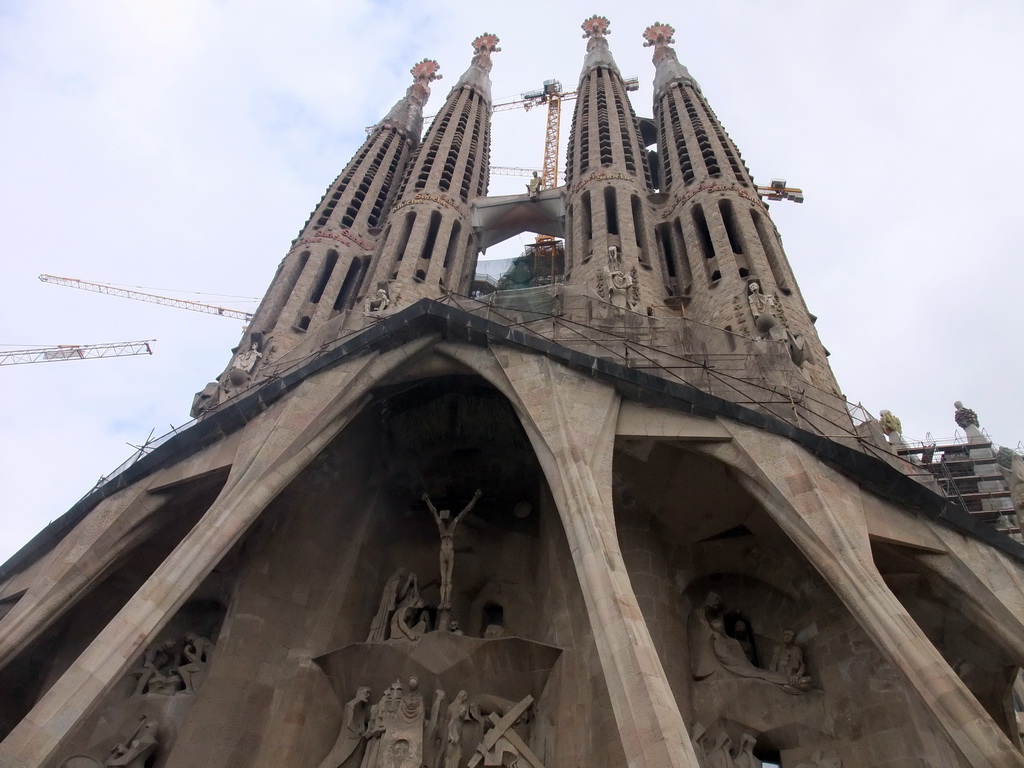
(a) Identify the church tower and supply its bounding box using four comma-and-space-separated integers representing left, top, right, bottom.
191, 59, 442, 415
360, 34, 500, 307
3, 18, 1024, 768
563, 16, 658, 313
643, 23, 839, 395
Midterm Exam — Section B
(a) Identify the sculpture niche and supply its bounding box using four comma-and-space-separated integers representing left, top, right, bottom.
690, 593, 812, 694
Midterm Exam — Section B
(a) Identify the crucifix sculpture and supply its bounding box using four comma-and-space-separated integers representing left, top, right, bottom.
422, 489, 482, 627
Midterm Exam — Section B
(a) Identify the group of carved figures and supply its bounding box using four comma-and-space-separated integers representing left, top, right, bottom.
317, 678, 543, 768
692, 592, 812, 694
745, 280, 807, 367
368, 491, 488, 642
690, 723, 840, 768
129, 632, 215, 697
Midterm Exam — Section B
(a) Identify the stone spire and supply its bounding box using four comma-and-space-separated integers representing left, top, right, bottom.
644, 20, 841, 397
190, 60, 441, 416
377, 58, 443, 142
642, 22, 699, 97
358, 35, 500, 309
450, 33, 500, 102
579, 15, 621, 80
562, 16, 656, 313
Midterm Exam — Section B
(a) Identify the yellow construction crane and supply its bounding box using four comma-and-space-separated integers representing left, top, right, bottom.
492, 76, 639, 191
38, 274, 255, 321
0, 340, 154, 366
755, 178, 804, 204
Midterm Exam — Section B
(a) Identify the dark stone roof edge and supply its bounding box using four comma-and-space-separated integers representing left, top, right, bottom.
3, 300, 1019, 582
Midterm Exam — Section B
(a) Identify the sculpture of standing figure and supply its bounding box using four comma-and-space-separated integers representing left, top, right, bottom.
422, 490, 482, 622
600, 246, 636, 310
733, 733, 761, 768
746, 281, 781, 337
366, 287, 391, 313
769, 629, 806, 681
318, 686, 372, 768
526, 171, 541, 199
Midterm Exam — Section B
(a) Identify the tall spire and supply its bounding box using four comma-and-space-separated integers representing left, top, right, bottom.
579, 15, 620, 79
190, 60, 441, 416
377, 58, 442, 139
451, 33, 500, 102
642, 22, 698, 97
358, 34, 500, 309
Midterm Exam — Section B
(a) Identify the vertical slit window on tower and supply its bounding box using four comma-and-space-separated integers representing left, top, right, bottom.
718, 200, 744, 256
630, 195, 648, 265
673, 217, 693, 292
442, 221, 462, 269
692, 205, 719, 285
581, 192, 593, 261
420, 211, 442, 265
751, 210, 792, 294
395, 212, 416, 263
308, 250, 338, 304
332, 257, 363, 313
604, 187, 619, 236
657, 224, 676, 280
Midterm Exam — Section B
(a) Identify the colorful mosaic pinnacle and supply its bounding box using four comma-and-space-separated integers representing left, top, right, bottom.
410, 58, 442, 84
580, 15, 610, 39
642, 22, 676, 48
471, 33, 501, 55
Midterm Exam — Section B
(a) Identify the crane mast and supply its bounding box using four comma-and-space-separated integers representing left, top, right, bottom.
0, 340, 154, 366
38, 274, 254, 321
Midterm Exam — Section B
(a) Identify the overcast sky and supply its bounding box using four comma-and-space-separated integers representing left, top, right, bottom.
2, 1, 1022, 564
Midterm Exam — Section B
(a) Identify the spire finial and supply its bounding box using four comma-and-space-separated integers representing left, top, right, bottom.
472, 33, 501, 57
644, 20, 699, 96
642, 22, 675, 49
410, 58, 442, 86
581, 15, 611, 40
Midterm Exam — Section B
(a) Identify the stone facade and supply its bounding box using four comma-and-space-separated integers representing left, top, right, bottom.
2, 18, 1023, 768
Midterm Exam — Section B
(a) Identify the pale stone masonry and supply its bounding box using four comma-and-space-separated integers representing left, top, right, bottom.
2, 18, 1023, 768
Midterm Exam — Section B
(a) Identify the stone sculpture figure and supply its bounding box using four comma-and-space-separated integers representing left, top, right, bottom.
318, 686, 372, 768
177, 632, 215, 694
376, 678, 425, 768
599, 247, 636, 310
746, 281, 781, 337
366, 287, 391, 313
389, 573, 428, 641
368, 569, 421, 642
705, 731, 733, 768
105, 716, 158, 768
769, 629, 806, 681
362, 682, 402, 768
423, 489, 482, 622
731, 619, 757, 665
130, 638, 178, 695
226, 341, 262, 389
441, 696, 470, 768
424, 688, 447, 768
526, 171, 541, 199
691, 722, 710, 765
733, 733, 761, 768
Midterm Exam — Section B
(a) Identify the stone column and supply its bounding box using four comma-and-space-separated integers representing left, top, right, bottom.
438, 343, 699, 768
0, 483, 164, 671
703, 424, 1024, 768
0, 339, 438, 768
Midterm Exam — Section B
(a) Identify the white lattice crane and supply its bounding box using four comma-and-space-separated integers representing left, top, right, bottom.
0, 340, 154, 366
38, 275, 255, 322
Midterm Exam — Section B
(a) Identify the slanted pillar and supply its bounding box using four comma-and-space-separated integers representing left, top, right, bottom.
439, 342, 699, 768
702, 424, 1024, 768
0, 340, 438, 768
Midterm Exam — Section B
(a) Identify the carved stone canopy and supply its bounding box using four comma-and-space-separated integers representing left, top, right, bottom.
642, 22, 676, 48
581, 14, 610, 39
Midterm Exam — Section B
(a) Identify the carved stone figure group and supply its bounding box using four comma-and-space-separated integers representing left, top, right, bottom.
690, 592, 812, 694
318, 679, 543, 768
597, 246, 639, 310
129, 632, 215, 697
367, 491, 483, 641
744, 279, 806, 367
692, 724, 761, 768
